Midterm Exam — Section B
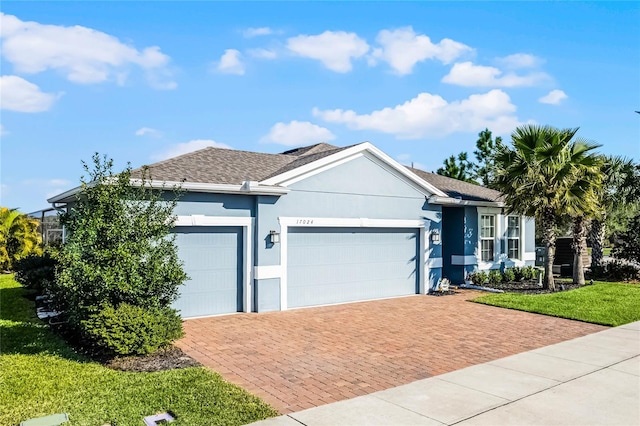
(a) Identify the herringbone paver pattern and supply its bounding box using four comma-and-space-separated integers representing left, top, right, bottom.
176, 291, 605, 414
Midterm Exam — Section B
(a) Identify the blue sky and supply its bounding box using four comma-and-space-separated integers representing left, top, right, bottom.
1, 1, 639, 212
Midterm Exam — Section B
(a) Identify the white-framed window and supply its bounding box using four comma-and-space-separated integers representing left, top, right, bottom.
507, 216, 521, 259
480, 215, 495, 262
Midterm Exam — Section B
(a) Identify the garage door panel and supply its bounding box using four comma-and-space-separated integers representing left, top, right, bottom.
173, 226, 242, 318
288, 227, 419, 308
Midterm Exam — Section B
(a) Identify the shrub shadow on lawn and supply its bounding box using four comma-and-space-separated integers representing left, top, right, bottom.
0, 286, 86, 362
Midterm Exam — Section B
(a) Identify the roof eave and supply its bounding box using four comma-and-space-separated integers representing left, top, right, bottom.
428, 195, 505, 208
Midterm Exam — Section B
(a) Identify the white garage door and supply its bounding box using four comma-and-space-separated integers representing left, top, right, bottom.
287, 227, 419, 309
173, 226, 242, 318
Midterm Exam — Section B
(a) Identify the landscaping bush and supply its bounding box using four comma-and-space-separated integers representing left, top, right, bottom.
589, 260, 640, 282
13, 251, 58, 293
502, 268, 516, 282
522, 265, 536, 280
488, 269, 502, 285
512, 267, 525, 281
469, 271, 488, 286
81, 303, 184, 356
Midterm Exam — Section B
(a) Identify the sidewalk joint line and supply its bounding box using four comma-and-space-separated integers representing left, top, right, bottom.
448, 352, 640, 425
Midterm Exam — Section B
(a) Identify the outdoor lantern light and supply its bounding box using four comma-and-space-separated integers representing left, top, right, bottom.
269, 230, 280, 244
431, 229, 440, 243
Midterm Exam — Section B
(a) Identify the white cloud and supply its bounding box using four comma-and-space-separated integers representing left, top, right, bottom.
313, 89, 523, 139
287, 31, 369, 73
216, 49, 245, 75
0, 75, 59, 112
498, 53, 543, 69
370, 27, 473, 75
0, 13, 176, 89
539, 89, 568, 105
260, 120, 336, 146
152, 139, 232, 161
0, 124, 7, 136
243, 27, 274, 38
247, 48, 278, 60
135, 127, 162, 137
442, 61, 549, 87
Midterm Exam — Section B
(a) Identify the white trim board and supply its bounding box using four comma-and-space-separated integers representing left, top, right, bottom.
254, 265, 283, 280
279, 217, 425, 228
173, 215, 254, 314
278, 216, 431, 310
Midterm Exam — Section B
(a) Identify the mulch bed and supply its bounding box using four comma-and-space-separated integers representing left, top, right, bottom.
106, 346, 201, 372
427, 290, 460, 296
483, 280, 581, 294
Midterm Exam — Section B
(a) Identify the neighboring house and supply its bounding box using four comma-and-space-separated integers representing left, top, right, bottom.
48, 142, 535, 318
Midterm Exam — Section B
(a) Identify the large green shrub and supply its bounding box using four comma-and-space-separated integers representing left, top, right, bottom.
589, 260, 640, 282
53, 154, 187, 354
612, 214, 640, 264
13, 251, 58, 293
82, 303, 184, 356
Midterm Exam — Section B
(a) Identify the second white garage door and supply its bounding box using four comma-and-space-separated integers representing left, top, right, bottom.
287, 227, 419, 309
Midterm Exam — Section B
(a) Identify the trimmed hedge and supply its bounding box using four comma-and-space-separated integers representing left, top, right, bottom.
81, 303, 184, 356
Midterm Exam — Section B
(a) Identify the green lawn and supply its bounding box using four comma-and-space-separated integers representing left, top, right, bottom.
587, 247, 612, 256
473, 281, 640, 326
0, 274, 278, 426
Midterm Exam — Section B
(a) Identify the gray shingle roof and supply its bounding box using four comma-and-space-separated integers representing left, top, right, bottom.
132, 143, 504, 203
132, 143, 348, 185
408, 167, 504, 203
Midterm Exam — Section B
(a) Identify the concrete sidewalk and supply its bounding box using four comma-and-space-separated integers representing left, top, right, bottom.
251, 321, 640, 426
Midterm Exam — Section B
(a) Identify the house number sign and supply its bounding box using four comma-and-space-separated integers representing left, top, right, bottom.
295, 219, 314, 225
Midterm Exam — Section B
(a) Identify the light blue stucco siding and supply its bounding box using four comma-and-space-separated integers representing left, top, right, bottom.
172, 192, 254, 217
172, 226, 243, 318
254, 155, 443, 310
287, 227, 419, 308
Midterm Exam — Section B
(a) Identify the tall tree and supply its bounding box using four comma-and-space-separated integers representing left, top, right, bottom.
473, 128, 504, 187
589, 157, 639, 267
493, 125, 601, 290
436, 152, 477, 183
55, 154, 187, 327
0, 207, 42, 270
564, 150, 604, 286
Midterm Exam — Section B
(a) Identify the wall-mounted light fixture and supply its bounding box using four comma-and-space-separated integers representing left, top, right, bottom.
431, 229, 440, 243
269, 230, 280, 244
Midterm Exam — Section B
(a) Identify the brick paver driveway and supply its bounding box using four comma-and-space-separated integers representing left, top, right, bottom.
176, 291, 605, 414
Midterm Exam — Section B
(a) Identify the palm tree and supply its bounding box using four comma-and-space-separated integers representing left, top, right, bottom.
589, 157, 637, 268
493, 125, 601, 290
0, 207, 42, 270
564, 153, 604, 285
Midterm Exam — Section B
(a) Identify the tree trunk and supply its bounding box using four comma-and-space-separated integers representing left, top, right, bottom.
589, 218, 606, 267
542, 207, 556, 291
572, 216, 587, 286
